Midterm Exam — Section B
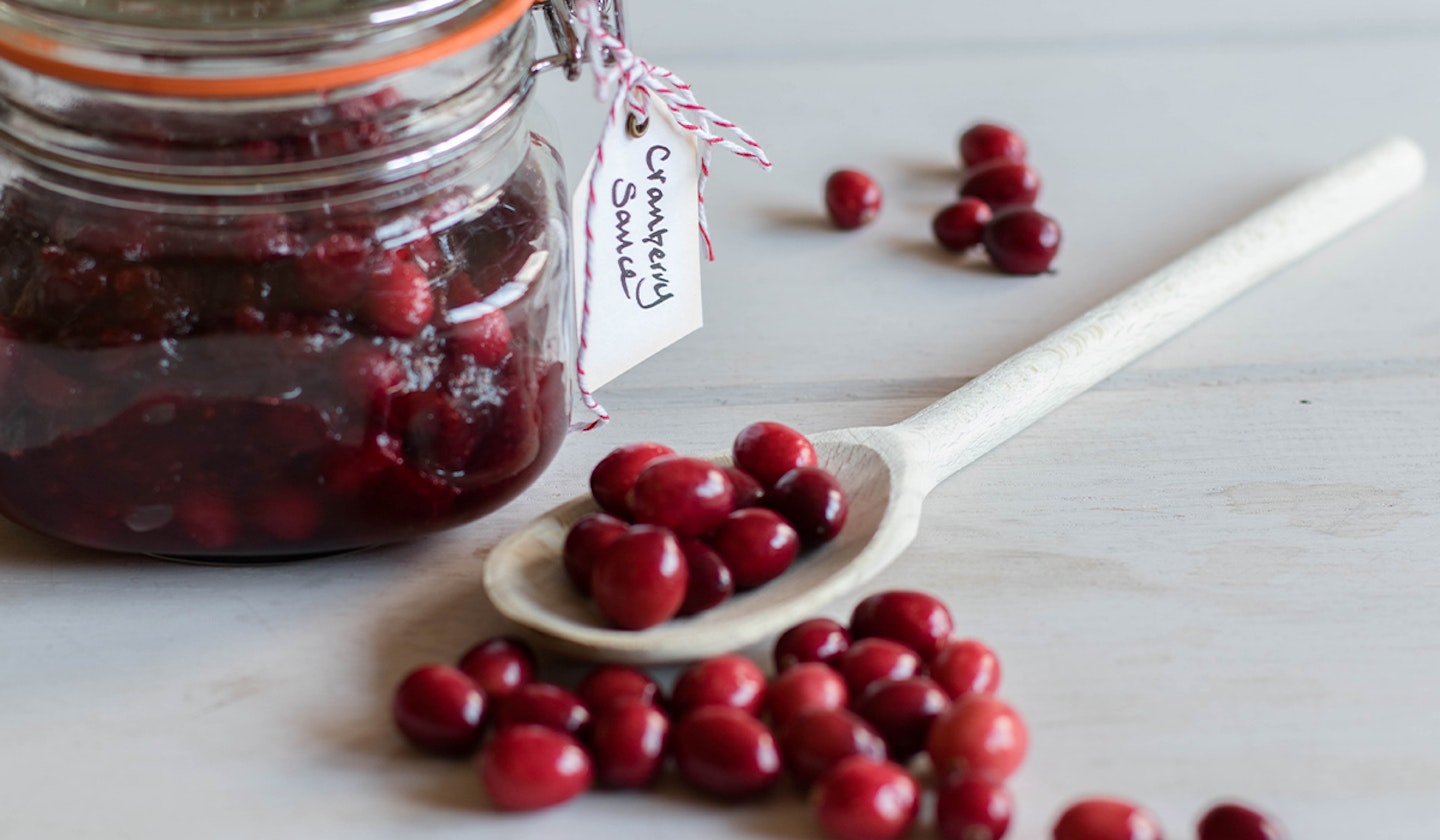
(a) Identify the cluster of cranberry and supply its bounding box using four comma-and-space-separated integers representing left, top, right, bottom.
561, 422, 849, 628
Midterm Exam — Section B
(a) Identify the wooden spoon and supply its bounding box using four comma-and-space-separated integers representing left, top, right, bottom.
484, 136, 1425, 664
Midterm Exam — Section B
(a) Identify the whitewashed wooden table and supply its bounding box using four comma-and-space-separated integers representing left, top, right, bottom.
3, 1, 1438, 837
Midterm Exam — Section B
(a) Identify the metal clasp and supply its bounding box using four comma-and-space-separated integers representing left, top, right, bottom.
530, 0, 626, 81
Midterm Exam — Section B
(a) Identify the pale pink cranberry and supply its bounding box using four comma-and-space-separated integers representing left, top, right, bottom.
672, 653, 767, 718
391, 664, 486, 756
960, 160, 1040, 209
960, 123, 1027, 168
576, 664, 665, 713
590, 699, 670, 789
493, 682, 591, 738
562, 512, 629, 595
589, 442, 675, 518
709, 507, 800, 590
854, 676, 950, 761
1198, 802, 1287, 840
629, 456, 735, 537
813, 756, 919, 840
775, 617, 851, 671
478, 724, 592, 811
777, 706, 888, 789
173, 491, 240, 550
765, 662, 848, 728
983, 208, 1061, 275
825, 169, 882, 230
933, 198, 994, 253
723, 466, 765, 509
850, 589, 955, 661
732, 421, 818, 488
334, 342, 406, 409
590, 525, 689, 630
447, 308, 512, 367
839, 638, 922, 697
678, 538, 735, 616
456, 636, 536, 699
297, 232, 371, 307
936, 774, 1014, 840
1053, 798, 1164, 840
360, 259, 434, 337
766, 467, 848, 546
927, 694, 1028, 781
931, 638, 1001, 699
672, 705, 781, 799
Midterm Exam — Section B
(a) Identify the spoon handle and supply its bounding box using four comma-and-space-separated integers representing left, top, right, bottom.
895, 136, 1425, 493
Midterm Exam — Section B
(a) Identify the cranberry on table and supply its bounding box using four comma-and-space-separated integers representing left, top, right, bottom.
678, 538, 736, 616
983, 207, 1062, 276
672, 705, 782, 799
927, 694, 1028, 781
936, 774, 1014, 840
492, 682, 591, 738
709, 507, 800, 590
839, 637, 923, 697
575, 664, 665, 714
960, 122, 1027, 168
960, 160, 1041, 210
589, 441, 675, 518
774, 617, 851, 671
853, 675, 950, 761
765, 662, 848, 728
850, 589, 955, 661
723, 466, 765, 509
824, 169, 883, 230
777, 706, 888, 789
1052, 798, 1163, 840
732, 421, 818, 488
1198, 802, 1287, 840
589, 699, 671, 790
391, 664, 486, 756
456, 636, 536, 699
672, 653, 767, 718
933, 198, 994, 253
561, 511, 629, 595
765, 466, 849, 547
931, 638, 1002, 699
812, 756, 920, 840
478, 724, 593, 811
628, 456, 735, 537
590, 525, 689, 630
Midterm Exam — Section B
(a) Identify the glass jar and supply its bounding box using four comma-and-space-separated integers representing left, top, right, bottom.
0, 0, 575, 557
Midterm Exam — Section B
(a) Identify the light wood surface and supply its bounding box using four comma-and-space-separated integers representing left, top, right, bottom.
4, 2, 1440, 838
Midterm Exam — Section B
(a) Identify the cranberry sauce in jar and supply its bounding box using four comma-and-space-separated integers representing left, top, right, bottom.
0, 0, 573, 557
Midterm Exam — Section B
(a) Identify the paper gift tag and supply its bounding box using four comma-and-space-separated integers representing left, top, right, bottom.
572, 92, 704, 391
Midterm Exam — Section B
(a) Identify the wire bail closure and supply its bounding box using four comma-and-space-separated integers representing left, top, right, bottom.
531, 0, 625, 79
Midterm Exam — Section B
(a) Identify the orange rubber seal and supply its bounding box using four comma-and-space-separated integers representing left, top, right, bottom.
0, 0, 533, 97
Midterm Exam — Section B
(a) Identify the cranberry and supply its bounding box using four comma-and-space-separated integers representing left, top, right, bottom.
839, 637, 922, 697
931, 638, 1001, 699
933, 198, 994, 253
723, 466, 764, 509
297, 233, 371, 307
777, 706, 888, 789
447, 308, 512, 367
1052, 798, 1163, 840
672, 705, 781, 799
360, 259, 434, 337
812, 756, 919, 840
708, 507, 800, 590
478, 724, 592, 811
173, 491, 240, 550
774, 617, 851, 671
824, 169, 882, 230
561, 511, 628, 595
983, 207, 1061, 276
391, 664, 486, 756
628, 456, 735, 537
926, 694, 1028, 781
589, 441, 675, 518
334, 342, 406, 410
850, 590, 954, 662
960, 123, 1027, 168
248, 487, 322, 542
936, 774, 1014, 840
854, 676, 949, 761
960, 161, 1041, 209
456, 636, 536, 699
766, 466, 848, 546
732, 421, 818, 489
765, 662, 848, 728
590, 525, 689, 630
492, 682, 591, 738
575, 664, 665, 714
1198, 802, 1287, 840
672, 653, 767, 718
589, 699, 670, 789
678, 538, 735, 616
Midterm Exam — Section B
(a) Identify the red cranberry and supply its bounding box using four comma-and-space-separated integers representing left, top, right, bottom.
766, 466, 848, 546
492, 682, 591, 738
765, 662, 848, 728
561, 511, 629, 595
839, 637, 922, 697
298, 233, 371, 308
850, 590, 955, 662
936, 774, 1014, 840
360, 259, 434, 337
933, 198, 994, 253
931, 638, 1001, 699
732, 421, 818, 489
391, 664, 486, 756
926, 694, 1028, 781
629, 456, 735, 537
576, 664, 665, 714
672, 653, 767, 718
775, 617, 851, 671
672, 705, 781, 799
960, 123, 1027, 168
334, 342, 406, 409
1198, 802, 1287, 840
983, 207, 1061, 275
447, 308, 512, 367
456, 636, 536, 699
589, 441, 675, 518
248, 487, 321, 542
590, 525, 689, 630
1053, 798, 1163, 840
723, 466, 764, 509
590, 699, 670, 789
709, 507, 800, 590
960, 161, 1041, 209
824, 169, 882, 230
813, 756, 919, 840
777, 706, 887, 790
678, 538, 735, 616
478, 724, 592, 811
173, 491, 240, 550
854, 676, 950, 761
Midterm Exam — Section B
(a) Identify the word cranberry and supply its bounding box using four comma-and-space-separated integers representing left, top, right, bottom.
672, 705, 782, 799
590, 526, 689, 630
456, 636, 536, 699
839, 637, 922, 697
589, 441, 675, 518
766, 662, 848, 728
960, 123, 1027, 168
933, 198, 994, 253
1052, 798, 1163, 840
854, 676, 949, 761
850, 589, 955, 661
562, 512, 629, 595
492, 682, 590, 738
628, 456, 734, 537
936, 774, 1014, 840
392, 664, 486, 756
983, 207, 1062, 276
724, 467, 765, 509
825, 169, 883, 230
766, 466, 848, 547
672, 653, 767, 718
927, 695, 1028, 781
732, 421, 818, 488
931, 638, 1001, 699
960, 161, 1041, 209
1198, 802, 1287, 840
678, 538, 736, 616
775, 617, 851, 671
813, 756, 919, 840
576, 664, 665, 714
710, 508, 800, 590
478, 724, 593, 811
590, 699, 670, 789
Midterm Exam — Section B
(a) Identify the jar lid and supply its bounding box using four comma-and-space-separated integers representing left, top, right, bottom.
0, 0, 533, 97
